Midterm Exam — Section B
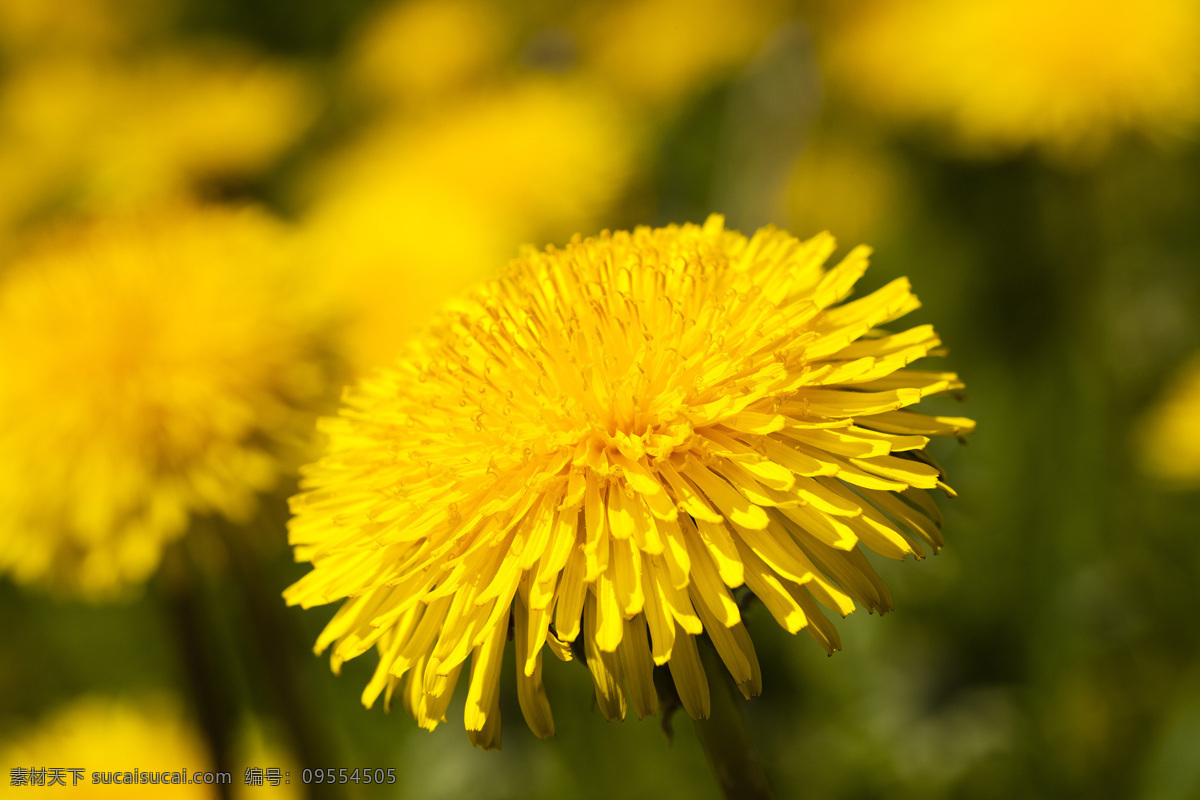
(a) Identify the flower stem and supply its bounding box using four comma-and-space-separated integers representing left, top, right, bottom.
692, 642, 777, 800
214, 510, 345, 800
159, 543, 235, 800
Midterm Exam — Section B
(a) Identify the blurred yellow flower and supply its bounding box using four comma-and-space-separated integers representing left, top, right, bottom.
348, 0, 506, 105
0, 47, 315, 225
1138, 354, 1200, 486
579, 0, 782, 106
98, 48, 317, 202
0, 206, 332, 596
286, 216, 972, 748
301, 78, 636, 374
784, 136, 905, 246
1, 696, 216, 797
0, 0, 165, 57
825, 0, 1200, 158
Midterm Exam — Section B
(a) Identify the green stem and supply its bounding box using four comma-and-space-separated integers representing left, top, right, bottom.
692, 642, 777, 800
159, 544, 235, 800
215, 513, 343, 800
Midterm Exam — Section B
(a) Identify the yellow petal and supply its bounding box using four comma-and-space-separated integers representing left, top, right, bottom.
692, 596, 761, 699
692, 517, 745, 588
655, 514, 692, 589
463, 603, 509, 734
594, 573, 624, 652
640, 565, 676, 665
659, 461, 723, 523
611, 535, 645, 617
584, 472, 611, 580
583, 593, 627, 721
553, 544, 587, 642
685, 537, 741, 628
618, 615, 658, 719
514, 592, 555, 738
684, 459, 769, 530
736, 541, 808, 634
667, 632, 710, 719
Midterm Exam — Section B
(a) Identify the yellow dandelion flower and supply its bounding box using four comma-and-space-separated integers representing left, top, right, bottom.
784, 136, 907, 247
287, 216, 972, 748
0, 48, 314, 220
1, 696, 216, 797
347, 0, 506, 106
100, 47, 317, 201
825, 0, 1200, 158
0, 206, 331, 596
0, 0, 160, 57
579, 0, 783, 107
1138, 354, 1200, 486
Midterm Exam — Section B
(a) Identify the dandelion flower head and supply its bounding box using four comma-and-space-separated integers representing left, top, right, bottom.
348, 0, 506, 105
0, 48, 314, 221
785, 136, 906, 249
826, 0, 1200, 158
580, 0, 782, 107
287, 216, 972, 748
0, 206, 330, 595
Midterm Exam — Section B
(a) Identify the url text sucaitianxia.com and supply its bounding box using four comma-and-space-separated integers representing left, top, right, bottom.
9, 767, 231, 787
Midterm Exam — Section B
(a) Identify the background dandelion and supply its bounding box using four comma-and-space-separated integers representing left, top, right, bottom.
1137, 354, 1200, 486
822, 0, 1200, 160
0, 9, 314, 243
0, 206, 332, 595
1, 1, 1199, 799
